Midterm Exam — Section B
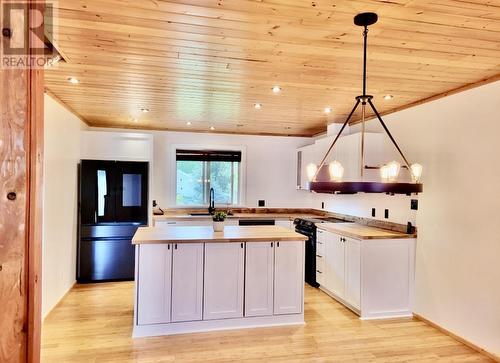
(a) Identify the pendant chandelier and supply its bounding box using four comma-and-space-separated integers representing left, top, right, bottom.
308, 12, 423, 195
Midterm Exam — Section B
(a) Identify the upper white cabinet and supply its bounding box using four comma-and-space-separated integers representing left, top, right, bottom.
245, 242, 274, 317
137, 244, 172, 325
274, 241, 304, 315
204, 242, 245, 320
171, 243, 204, 322
316, 227, 415, 319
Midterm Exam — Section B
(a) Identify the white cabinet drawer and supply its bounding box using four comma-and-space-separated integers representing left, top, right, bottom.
316, 240, 325, 255
316, 255, 324, 272
316, 269, 325, 285
317, 229, 327, 243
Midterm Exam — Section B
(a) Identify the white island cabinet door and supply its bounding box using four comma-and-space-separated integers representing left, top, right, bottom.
325, 232, 345, 299
137, 244, 172, 325
245, 242, 274, 317
274, 241, 304, 315
204, 242, 245, 320
171, 243, 204, 322
344, 238, 361, 310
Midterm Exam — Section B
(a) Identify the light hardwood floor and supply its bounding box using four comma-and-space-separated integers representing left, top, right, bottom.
42, 282, 492, 362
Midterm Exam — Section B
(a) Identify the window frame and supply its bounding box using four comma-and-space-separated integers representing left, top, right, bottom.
171, 144, 246, 208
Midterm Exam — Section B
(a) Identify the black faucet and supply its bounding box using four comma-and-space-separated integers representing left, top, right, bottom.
208, 187, 215, 214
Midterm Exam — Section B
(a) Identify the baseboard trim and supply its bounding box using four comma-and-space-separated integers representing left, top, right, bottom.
413, 313, 499, 362
43, 281, 77, 322
133, 313, 305, 338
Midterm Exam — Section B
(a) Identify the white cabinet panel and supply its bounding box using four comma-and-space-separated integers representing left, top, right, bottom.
345, 238, 361, 310
137, 244, 172, 325
274, 241, 304, 315
325, 232, 345, 298
245, 242, 274, 317
171, 243, 204, 322
204, 243, 245, 320
155, 219, 212, 227
275, 219, 293, 230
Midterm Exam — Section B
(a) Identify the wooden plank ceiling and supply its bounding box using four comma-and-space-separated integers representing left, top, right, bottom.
45, 0, 500, 136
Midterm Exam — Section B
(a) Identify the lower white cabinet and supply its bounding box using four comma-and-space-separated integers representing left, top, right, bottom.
155, 219, 212, 227
344, 238, 361, 310
134, 240, 305, 337
275, 219, 293, 230
203, 243, 245, 320
324, 233, 345, 299
274, 241, 304, 315
137, 244, 172, 325
171, 243, 204, 322
245, 241, 274, 317
317, 227, 415, 319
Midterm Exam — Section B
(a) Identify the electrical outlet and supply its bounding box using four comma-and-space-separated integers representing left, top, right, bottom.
258, 200, 265, 207
411, 199, 418, 210
384, 209, 389, 219
371, 208, 376, 217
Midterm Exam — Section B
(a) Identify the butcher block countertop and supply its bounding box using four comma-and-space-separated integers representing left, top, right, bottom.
132, 225, 308, 245
318, 222, 415, 240
154, 212, 320, 221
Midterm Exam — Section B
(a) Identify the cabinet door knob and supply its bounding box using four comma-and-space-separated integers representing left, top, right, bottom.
277, 241, 280, 247
174, 244, 178, 249
271, 242, 273, 247
241, 242, 244, 248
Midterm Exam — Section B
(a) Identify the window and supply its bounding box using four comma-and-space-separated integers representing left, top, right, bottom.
176, 149, 241, 206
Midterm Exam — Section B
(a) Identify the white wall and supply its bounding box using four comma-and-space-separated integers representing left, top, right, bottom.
152, 131, 311, 209
315, 81, 500, 355
42, 94, 87, 318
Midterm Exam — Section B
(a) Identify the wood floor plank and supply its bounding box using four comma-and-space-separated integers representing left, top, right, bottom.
41, 282, 493, 362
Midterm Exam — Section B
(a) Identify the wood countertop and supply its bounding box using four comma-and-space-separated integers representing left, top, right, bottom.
153, 213, 320, 221
317, 223, 415, 240
132, 225, 308, 245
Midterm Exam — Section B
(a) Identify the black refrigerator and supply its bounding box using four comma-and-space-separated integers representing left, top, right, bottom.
77, 160, 149, 282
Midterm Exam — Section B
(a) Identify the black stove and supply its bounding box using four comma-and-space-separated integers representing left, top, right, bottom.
294, 217, 348, 287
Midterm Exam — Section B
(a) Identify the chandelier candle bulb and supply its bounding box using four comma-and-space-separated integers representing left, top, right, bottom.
380, 165, 390, 183
410, 163, 423, 182
329, 161, 344, 182
306, 163, 318, 182
387, 161, 401, 182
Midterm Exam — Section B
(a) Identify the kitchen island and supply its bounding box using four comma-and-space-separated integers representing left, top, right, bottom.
132, 225, 307, 337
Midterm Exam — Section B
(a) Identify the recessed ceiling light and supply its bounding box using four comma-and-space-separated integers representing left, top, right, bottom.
254, 103, 262, 109
68, 77, 79, 84
384, 94, 394, 100
272, 85, 281, 94
210, 126, 215, 131
141, 107, 150, 113
324, 107, 332, 114
186, 121, 192, 126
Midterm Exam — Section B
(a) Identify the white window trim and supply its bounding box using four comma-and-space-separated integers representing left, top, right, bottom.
170, 144, 247, 208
